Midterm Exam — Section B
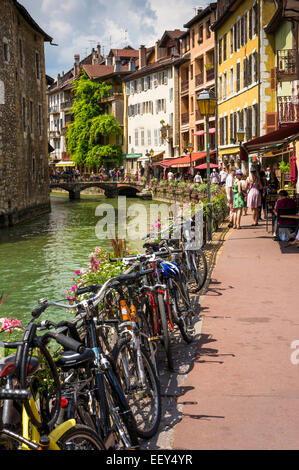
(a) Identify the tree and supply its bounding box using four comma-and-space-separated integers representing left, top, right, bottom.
67, 70, 123, 168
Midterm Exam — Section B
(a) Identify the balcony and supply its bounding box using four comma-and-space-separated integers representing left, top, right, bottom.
206, 67, 215, 82
49, 130, 61, 139
195, 110, 204, 121
195, 73, 204, 87
181, 80, 189, 93
277, 95, 299, 124
277, 49, 297, 80
181, 113, 189, 125
48, 106, 60, 114
61, 99, 73, 110
60, 126, 69, 137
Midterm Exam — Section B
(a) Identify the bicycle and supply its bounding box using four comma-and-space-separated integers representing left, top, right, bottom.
30, 285, 139, 450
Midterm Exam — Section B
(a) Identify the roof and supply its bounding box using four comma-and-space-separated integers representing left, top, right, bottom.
123, 56, 180, 81
183, 3, 217, 29
83, 64, 130, 79
211, 0, 243, 32
13, 0, 53, 42
108, 48, 139, 58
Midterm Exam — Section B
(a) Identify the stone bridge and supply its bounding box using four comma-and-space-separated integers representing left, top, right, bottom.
50, 181, 146, 199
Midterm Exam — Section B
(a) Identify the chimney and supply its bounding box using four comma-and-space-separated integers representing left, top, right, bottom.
92, 48, 97, 65
114, 55, 122, 73
73, 54, 80, 78
139, 45, 146, 69
128, 57, 136, 72
57, 73, 61, 87
97, 44, 101, 59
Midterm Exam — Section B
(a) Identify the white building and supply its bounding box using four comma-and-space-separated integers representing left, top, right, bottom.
123, 32, 185, 175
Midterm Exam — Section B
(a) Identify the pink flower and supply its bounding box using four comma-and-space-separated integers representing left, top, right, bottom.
74, 270, 81, 275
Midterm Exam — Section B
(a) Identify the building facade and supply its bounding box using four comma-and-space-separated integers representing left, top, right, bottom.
0, 0, 52, 228
213, 0, 276, 170
179, 4, 217, 157
123, 31, 184, 175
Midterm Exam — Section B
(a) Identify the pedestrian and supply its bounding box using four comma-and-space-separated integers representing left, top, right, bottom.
267, 168, 280, 194
241, 172, 248, 216
167, 170, 174, 182
258, 170, 267, 220
232, 170, 245, 229
194, 172, 203, 184
210, 168, 220, 184
245, 168, 262, 226
135, 170, 139, 181
219, 167, 228, 186
273, 189, 297, 240
225, 168, 236, 228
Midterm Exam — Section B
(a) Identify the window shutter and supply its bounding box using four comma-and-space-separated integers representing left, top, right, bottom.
249, 8, 252, 39
270, 67, 277, 90
243, 57, 248, 88
265, 112, 277, 134
248, 54, 252, 85
244, 12, 248, 44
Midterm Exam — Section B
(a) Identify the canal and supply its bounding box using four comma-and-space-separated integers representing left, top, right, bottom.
0, 193, 157, 326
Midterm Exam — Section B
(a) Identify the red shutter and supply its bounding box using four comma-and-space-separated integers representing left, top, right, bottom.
270, 67, 277, 90
265, 112, 277, 134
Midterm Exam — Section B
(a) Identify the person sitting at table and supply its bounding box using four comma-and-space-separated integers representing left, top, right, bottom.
267, 169, 280, 194
273, 189, 296, 239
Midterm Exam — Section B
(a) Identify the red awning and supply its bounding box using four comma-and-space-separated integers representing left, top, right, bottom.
168, 151, 216, 168
195, 163, 220, 170
151, 158, 178, 168
242, 122, 299, 160
193, 128, 216, 136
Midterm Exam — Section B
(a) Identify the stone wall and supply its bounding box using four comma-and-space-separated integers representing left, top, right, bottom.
0, 0, 50, 228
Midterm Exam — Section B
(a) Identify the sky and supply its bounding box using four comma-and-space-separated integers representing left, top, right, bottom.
20, 0, 209, 79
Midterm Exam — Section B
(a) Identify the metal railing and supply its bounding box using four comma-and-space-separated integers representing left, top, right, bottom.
181, 80, 189, 93
277, 95, 299, 123
277, 49, 296, 79
195, 73, 204, 87
181, 113, 189, 125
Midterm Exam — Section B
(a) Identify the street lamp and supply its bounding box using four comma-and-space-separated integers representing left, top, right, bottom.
146, 148, 154, 184
197, 88, 217, 241
184, 142, 194, 179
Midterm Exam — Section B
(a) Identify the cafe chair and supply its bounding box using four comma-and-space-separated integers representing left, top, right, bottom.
274, 207, 298, 241
265, 193, 278, 232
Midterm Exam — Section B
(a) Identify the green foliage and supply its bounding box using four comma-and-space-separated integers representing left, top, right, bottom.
67, 70, 123, 167
279, 161, 290, 174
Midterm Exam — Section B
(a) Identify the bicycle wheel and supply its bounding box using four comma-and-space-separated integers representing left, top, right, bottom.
137, 300, 159, 374
19, 339, 61, 431
171, 280, 195, 344
185, 249, 208, 293
112, 337, 161, 439
101, 367, 139, 449
57, 424, 106, 450
156, 293, 174, 371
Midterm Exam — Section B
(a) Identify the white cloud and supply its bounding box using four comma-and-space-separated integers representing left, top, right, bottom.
20, 0, 209, 78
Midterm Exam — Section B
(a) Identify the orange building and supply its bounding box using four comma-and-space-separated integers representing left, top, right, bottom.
179, 3, 217, 158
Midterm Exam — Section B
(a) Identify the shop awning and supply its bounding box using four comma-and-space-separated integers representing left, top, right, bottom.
169, 151, 216, 168
195, 163, 220, 170
124, 153, 142, 159
152, 158, 176, 168
193, 128, 216, 136
55, 161, 75, 167
241, 122, 299, 160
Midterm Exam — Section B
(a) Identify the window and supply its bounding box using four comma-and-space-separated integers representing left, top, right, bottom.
19, 38, 23, 68
219, 76, 222, 100
224, 115, 228, 145
253, 51, 258, 82
243, 56, 248, 88
141, 129, 145, 146
223, 33, 227, 61
192, 28, 195, 48
236, 62, 240, 92
218, 38, 222, 65
22, 97, 26, 132
3, 41, 9, 62
169, 88, 173, 102
230, 27, 234, 55
241, 16, 244, 46
244, 12, 248, 44
154, 129, 158, 146
230, 67, 234, 94
147, 129, 151, 146
223, 72, 227, 99
248, 54, 252, 86
30, 100, 33, 134
134, 129, 139, 146
36, 52, 40, 80
198, 24, 203, 44
249, 8, 252, 39
234, 23, 237, 51
38, 104, 43, 136
253, 2, 258, 35
190, 64, 193, 80
206, 19, 211, 39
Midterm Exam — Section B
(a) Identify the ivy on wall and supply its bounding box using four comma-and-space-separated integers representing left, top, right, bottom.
67, 70, 123, 167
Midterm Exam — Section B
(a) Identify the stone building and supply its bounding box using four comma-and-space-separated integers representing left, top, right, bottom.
0, 0, 52, 228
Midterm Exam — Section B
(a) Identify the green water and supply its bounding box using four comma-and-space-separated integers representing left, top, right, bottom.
0, 193, 156, 326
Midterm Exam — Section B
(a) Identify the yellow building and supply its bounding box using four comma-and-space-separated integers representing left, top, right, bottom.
212, 0, 277, 171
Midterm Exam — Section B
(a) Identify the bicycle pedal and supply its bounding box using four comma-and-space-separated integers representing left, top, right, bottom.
149, 336, 162, 342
